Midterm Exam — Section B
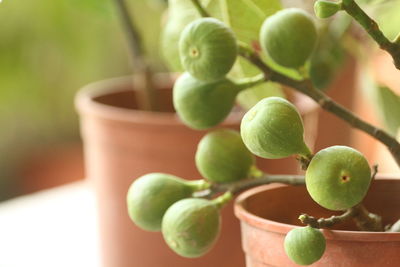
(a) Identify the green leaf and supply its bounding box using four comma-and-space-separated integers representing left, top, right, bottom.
375, 86, 400, 136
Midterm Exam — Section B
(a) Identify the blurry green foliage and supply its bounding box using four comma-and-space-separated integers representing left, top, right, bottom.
0, 0, 166, 199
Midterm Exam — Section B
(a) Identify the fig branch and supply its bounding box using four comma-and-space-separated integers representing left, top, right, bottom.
189, 0, 400, 168
299, 204, 383, 231
341, 0, 400, 70
112, 0, 157, 110
190, 0, 210, 17
238, 46, 400, 168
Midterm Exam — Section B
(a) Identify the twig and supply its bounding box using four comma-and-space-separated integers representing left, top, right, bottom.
113, 0, 157, 111
351, 204, 383, 231
189, 0, 400, 168
299, 209, 354, 229
199, 173, 305, 198
299, 204, 383, 231
341, 0, 400, 70
190, 0, 210, 17
238, 45, 400, 168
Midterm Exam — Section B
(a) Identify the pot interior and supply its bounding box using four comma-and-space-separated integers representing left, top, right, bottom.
243, 179, 400, 231
94, 83, 175, 113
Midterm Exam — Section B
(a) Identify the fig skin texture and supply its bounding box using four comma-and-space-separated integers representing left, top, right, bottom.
241, 97, 311, 159
195, 129, 255, 183
306, 145, 371, 211
284, 226, 326, 266
179, 17, 237, 82
162, 198, 220, 258
173, 72, 239, 130
259, 8, 317, 69
127, 173, 194, 232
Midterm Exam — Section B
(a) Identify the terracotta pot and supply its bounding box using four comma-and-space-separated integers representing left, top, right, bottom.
75, 74, 320, 267
313, 58, 358, 151
234, 178, 400, 267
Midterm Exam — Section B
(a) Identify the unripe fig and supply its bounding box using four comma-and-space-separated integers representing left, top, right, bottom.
314, 0, 341, 19
284, 226, 326, 265
196, 129, 255, 183
306, 146, 371, 211
173, 72, 239, 129
127, 173, 206, 231
162, 198, 220, 258
259, 8, 317, 68
241, 97, 311, 159
179, 17, 237, 81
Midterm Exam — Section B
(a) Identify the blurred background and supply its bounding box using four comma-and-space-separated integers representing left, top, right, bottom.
1, 0, 400, 201
0, 0, 168, 201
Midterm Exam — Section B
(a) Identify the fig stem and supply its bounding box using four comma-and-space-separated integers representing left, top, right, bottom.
299, 209, 354, 229
238, 46, 400, 169
234, 74, 267, 91
112, 0, 157, 111
352, 204, 383, 231
190, 0, 211, 17
211, 191, 233, 209
186, 180, 211, 192
248, 166, 264, 179
207, 174, 305, 197
299, 204, 383, 231
341, 0, 400, 70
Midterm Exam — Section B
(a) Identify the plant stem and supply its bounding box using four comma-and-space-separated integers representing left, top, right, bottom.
190, 0, 211, 17
212, 191, 234, 209
113, 0, 157, 111
235, 74, 267, 91
238, 46, 400, 168
351, 204, 383, 231
189, 0, 400, 167
299, 204, 383, 231
299, 209, 354, 229
207, 174, 305, 197
341, 0, 400, 69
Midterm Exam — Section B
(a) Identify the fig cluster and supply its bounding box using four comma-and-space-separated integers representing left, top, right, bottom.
126, 129, 253, 257
127, 4, 376, 266
174, 17, 240, 129
126, 172, 222, 257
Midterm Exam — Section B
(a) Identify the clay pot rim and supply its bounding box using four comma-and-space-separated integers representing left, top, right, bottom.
234, 177, 400, 242
74, 74, 243, 127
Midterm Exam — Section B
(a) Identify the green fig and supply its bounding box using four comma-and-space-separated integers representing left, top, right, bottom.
162, 198, 220, 258
241, 97, 311, 159
284, 226, 326, 265
179, 17, 237, 81
127, 173, 207, 231
259, 8, 317, 69
195, 129, 255, 183
173, 72, 239, 129
306, 146, 371, 211
314, 1, 341, 19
